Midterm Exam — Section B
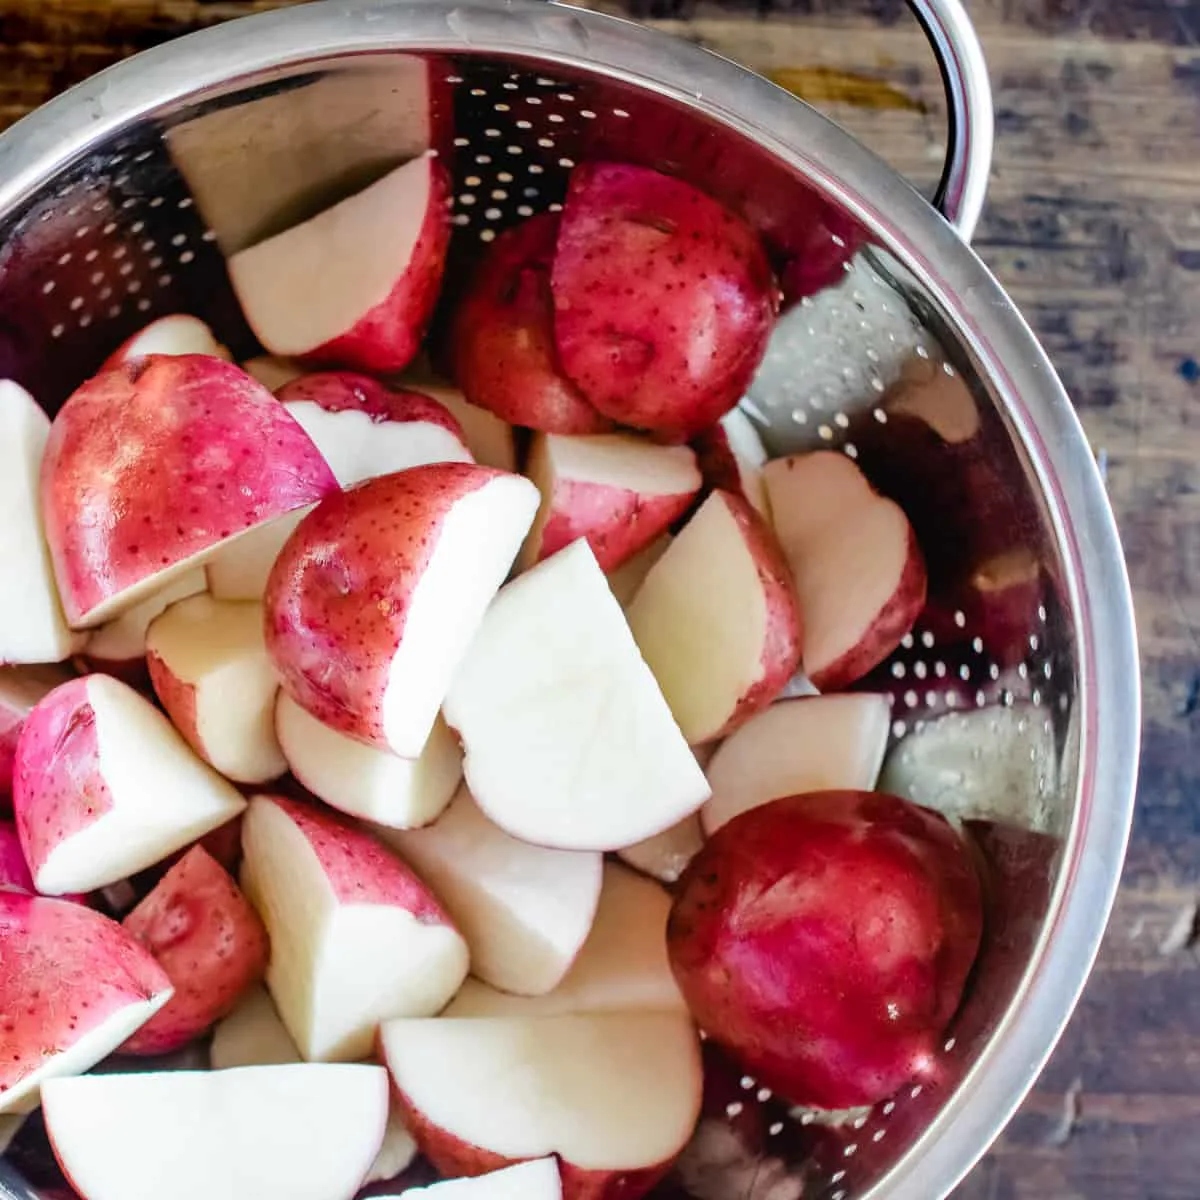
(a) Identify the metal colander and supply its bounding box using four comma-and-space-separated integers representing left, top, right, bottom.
0, 2, 1139, 1198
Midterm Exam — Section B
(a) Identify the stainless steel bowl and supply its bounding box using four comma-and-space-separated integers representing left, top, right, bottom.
0, 2, 1140, 1197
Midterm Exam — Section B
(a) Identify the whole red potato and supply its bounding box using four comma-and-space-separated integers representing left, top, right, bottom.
668, 790, 983, 1110
553, 163, 779, 442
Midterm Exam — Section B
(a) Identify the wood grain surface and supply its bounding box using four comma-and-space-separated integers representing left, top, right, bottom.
1, 2, 1197, 1198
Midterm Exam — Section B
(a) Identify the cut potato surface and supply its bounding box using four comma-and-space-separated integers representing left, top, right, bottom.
442, 862, 683, 1017
381, 1011, 702, 1175
209, 984, 301, 1071
764, 451, 926, 691
83, 569, 207, 675
627, 491, 801, 744
276, 693, 462, 830
0, 381, 81, 664
228, 154, 449, 372
147, 594, 286, 785
391, 1159, 562, 1198
616, 814, 705, 885
443, 540, 710, 852
409, 382, 518, 472
241, 794, 468, 1061
382, 786, 602, 997
702, 694, 891, 833
42, 1065, 389, 1200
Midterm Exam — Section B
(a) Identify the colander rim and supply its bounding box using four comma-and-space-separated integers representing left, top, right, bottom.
0, 3, 1140, 1198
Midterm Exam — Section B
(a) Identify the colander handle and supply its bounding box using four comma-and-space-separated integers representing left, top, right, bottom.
906, 0, 994, 241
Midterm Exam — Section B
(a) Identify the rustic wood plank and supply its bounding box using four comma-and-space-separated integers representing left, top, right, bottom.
0, 2, 1195, 1198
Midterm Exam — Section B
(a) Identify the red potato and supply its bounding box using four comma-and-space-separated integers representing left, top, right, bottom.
209, 985, 300, 1071
276, 693, 462, 829
382, 786, 603, 997
627, 491, 802, 745
265, 463, 538, 758
553, 163, 779, 442
668, 791, 983, 1110
443, 862, 684, 1018
381, 1011, 702, 1200
240, 356, 304, 392
702, 694, 892, 833
450, 213, 611, 435
692, 407, 770, 519
42, 1065, 389, 1200
0, 381, 82, 663
0, 665, 72, 809
80, 569, 207, 686
41, 355, 338, 629
228, 154, 451, 374
146, 594, 285, 785
443, 540, 710, 853
277, 373, 473, 486
13, 675, 247, 896
0, 893, 172, 1114
402, 1160, 563, 1198
763, 451, 927, 692
409, 381, 518, 472
520, 433, 701, 573
102, 314, 230, 368
0, 819, 34, 892
119, 846, 268, 1056
240, 794, 469, 1062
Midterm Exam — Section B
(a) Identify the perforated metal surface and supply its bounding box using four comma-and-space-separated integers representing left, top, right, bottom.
0, 7, 1135, 1199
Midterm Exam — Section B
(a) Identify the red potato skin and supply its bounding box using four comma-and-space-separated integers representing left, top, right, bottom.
41, 355, 339, 628
451, 214, 612, 435
535, 480, 697, 573
119, 845, 268, 1056
276, 372, 467, 442
145, 647, 201, 758
553, 164, 779, 443
711, 492, 803, 739
300, 159, 452, 375
253, 794, 452, 918
668, 791, 983, 1111
692, 425, 752, 503
808, 524, 928, 693
264, 462, 504, 750
0, 820, 35, 892
0, 670, 75, 811
387, 1078, 673, 1200
0, 893, 171, 1105
12, 679, 111, 890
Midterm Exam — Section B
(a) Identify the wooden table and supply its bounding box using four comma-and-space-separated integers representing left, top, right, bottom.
1, 2, 1197, 1197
